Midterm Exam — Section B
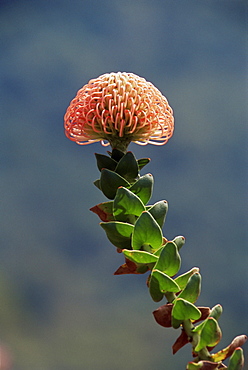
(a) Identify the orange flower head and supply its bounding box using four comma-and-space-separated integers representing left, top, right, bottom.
64, 72, 174, 151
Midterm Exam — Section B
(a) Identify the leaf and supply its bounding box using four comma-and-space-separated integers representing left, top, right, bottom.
149, 273, 164, 302
147, 200, 168, 228
177, 272, 201, 303
192, 320, 206, 334
132, 211, 163, 251
100, 169, 130, 199
100, 221, 134, 249
211, 335, 247, 362
123, 250, 158, 264
152, 269, 181, 293
171, 315, 184, 329
187, 362, 202, 370
114, 262, 137, 275
154, 241, 181, 276
172, 235, 186, 250
93, 179, 101, 189
129, 174, 154, 204
153, 245, 166, 257
90, 201, 114, 221
110, 148, 125, 161
195, 317, 222, 352
193, 305, 221, 333
113, 187, 145, 221
137, 157, 150, 170
172, 298, 201, 321
95, 153, 117, 171
153, 303, 173, 328
115, 151, 139, 182
187, 361, 220, 370
174, 267, 200, 290
228, 347, 244, 370
173, 329, 189, 354
193, 307, 211, 323
209, 304, 223, 321
114, 258, 148, 275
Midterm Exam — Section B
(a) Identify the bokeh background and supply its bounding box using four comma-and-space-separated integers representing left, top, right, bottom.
1, 0, 247, 369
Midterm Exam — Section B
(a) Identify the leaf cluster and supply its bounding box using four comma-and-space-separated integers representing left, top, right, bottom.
90, 149, 247, 369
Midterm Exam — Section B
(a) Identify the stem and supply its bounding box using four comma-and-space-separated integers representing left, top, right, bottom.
183, 319, 212, 361
109, 137, 131, 153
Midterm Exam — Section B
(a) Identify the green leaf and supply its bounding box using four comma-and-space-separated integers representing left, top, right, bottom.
95, 153, 117, 171
113, 187, 145, 222
228, 348, 244, 370
172, 298, 201, 321
115, 151, 139, 182
172, 235, 186, 250
147, 200, 168, 228
100, 169, 130, 199
174, 267, 200, 290
132, 212, 163, 251
100, 221, 134, 249
154, 241, 181, 276
153, 246, 164, 257
123, 250, 158, 264
209, 304, 223, 321
137, 157, 150, 170
152, 270, 181, 293
192, 306, 221, 334
177, 272, 201, 303
171, 315, 184, 329
192, 320, 206, 334
129, 174, 154, 204
149, 273, 164, 302
195, 317, 222, 352
110, 148, 125, 161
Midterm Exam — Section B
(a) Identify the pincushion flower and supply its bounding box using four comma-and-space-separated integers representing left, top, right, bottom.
64, 72, 174, 151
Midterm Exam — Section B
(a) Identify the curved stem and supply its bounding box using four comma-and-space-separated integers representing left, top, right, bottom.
182, 319, 212, 361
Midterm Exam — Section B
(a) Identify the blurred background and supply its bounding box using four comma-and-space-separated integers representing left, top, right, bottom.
1, 0, 247, 369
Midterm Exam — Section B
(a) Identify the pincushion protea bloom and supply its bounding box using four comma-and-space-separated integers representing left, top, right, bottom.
64, 72, 174, 151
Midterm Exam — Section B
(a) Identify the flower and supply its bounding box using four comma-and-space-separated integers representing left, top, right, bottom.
64, 72, 174, 151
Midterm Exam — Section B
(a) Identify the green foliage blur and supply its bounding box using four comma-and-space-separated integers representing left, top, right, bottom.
1, 0, 247, 369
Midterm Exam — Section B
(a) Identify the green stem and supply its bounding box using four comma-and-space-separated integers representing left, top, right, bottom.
109, 137, 131, 153
182, 319, 212, 361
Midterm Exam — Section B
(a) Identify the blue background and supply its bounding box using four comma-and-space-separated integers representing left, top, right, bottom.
1, 1, 247, 369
